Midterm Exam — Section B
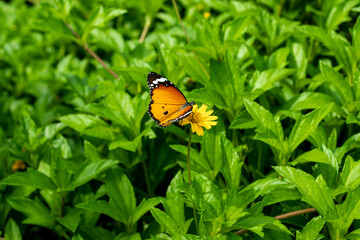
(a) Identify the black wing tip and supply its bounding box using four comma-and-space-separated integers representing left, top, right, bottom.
147, 72, 163, 83
148, 72, 159, 76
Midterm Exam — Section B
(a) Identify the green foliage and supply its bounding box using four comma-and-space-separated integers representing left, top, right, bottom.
1, 0, 360, 239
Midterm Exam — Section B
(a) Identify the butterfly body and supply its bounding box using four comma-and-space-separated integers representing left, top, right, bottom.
147, 72, 194, 128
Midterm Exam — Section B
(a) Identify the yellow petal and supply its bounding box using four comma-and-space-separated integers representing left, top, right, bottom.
195, 126, 204, 136
180, 119, 190, 125
198, 104, 208, 113
190, 122, 198, 133
206, 115, 218, 120
202, 110, 214, 117
198, 121, 217, 128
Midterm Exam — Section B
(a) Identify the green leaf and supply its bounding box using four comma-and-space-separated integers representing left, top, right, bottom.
249, 69, 295, 96
244, 99, 286, 162
57, 208, 82, 233
109, 128, 155, 152
1, 168, 57, 190
189, 88, 228, 110
223, 189, 250, 226
115, 232, 141, 240
254, 129, 286, 152
296, 216, 325, 240
103, 91, 142, 129
291, 149, 329, 166
132, 197, 162, 224
162, 172, 190, 231
183, 54, 209, 86
104, 9, 127, 22
341, 183, 360, 223
107, 167, 136, 225
223, 16, 251, 41
67, 159, 119, 189
221, 136, 243, 188
242, 177, 295, 205
83, 6, 126, 40
51, 151, 71, 190
327, 185, 360, 238
352, 16, 360, 56
34, 16, 77, 40
80, 103, 130, 128
262, 187, 301, 206
274, 166, 337, 218
335, 133, 360, 161
200, 121, 226, 179
78, 226, 113, 240
170, 144, 201, 170
232, 214, 292, 237
346, 228, 360, 240
308, 125, 328, 149
59, 114, 115, 140
326, 0, 360, 30
84, 140, 102, 162
19, 114, 45, 151
289, 41, 307, 79
132, 92, 149, 131
208, 59, 236, 111
319, 145, 339, 186
76, 200, 124, 222
72, 234, 85, 240
52, 135, 72, 159
230, 110, 257, 129
190, 172, 222, 210
166, 171, 184, 197
268, 47, 290, 69
5, 218, 22, 240
320, 61, 354, 104
346, 112, 360, 125
7, 198, 55, 228
288, 103, 333, 153
299, 25, 356, 79
150, 207, 181, 236
44, 122, 66, 139
108, 134, 142, 152
282, 92, 344, 116
328, 128, 338, 151
243, 99, 282, 140
335, 156, 360, 196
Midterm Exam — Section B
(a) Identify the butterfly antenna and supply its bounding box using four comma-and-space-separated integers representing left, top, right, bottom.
189, 92, 201, 103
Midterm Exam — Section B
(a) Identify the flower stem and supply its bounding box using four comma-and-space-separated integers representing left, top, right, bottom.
139, 15, 151, 43
64, 23, 119, 79
171, 0, 210, 80
234, 207, 317, 235
187, 130, 192, 185
186, 129, 199, 234
141, 158, 152, 197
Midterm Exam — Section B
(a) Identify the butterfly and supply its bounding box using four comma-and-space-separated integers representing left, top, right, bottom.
147, 72, 194, 128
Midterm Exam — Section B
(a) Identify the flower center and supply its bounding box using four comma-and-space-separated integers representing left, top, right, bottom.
191, 112, 200, 123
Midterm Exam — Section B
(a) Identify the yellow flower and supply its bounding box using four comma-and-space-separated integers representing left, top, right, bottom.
204, 12, 211, 19
180, 104, 218, 136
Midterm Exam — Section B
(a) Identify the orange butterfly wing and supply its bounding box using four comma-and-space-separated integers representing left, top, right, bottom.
147, 72, 194, 128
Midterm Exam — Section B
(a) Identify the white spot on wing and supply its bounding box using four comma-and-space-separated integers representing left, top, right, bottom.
153, 77, 168, 85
